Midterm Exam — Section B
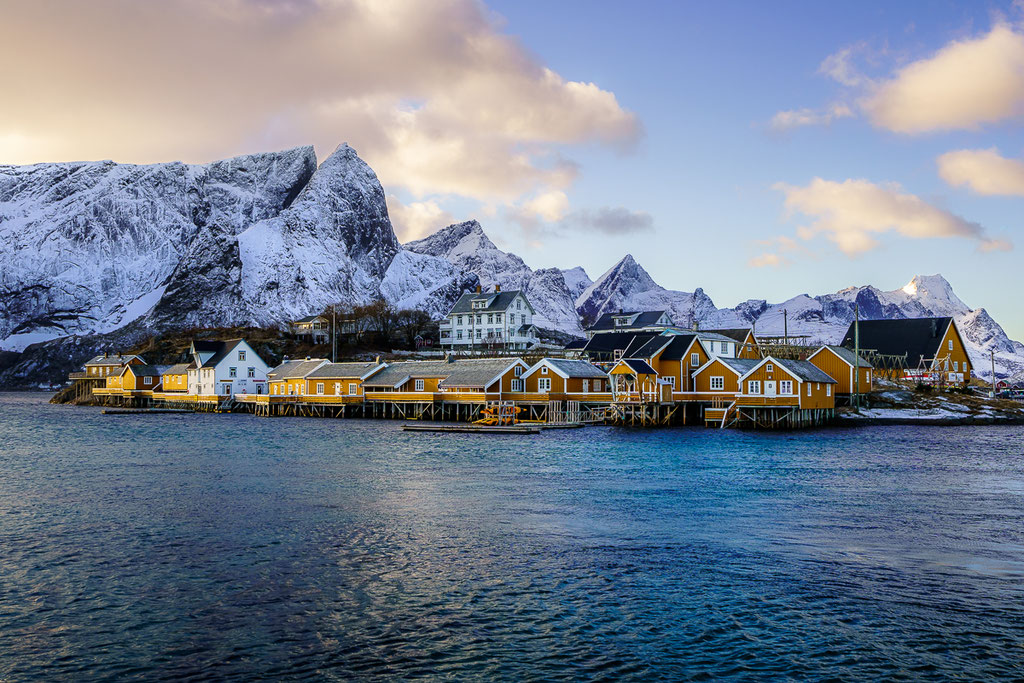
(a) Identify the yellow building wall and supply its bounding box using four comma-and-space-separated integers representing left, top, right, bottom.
808, 350, 853, 394
736, 333, 760, 359
524, 369, 566, 393
397, 376, 444, 392
693, 359, 741, 394
936, 323, 972, 380
162, 373, 188, 392
306, 376, 366, 395
799, 380, 836, 410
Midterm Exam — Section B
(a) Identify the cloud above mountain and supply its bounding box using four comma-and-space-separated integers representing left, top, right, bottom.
0, 0, 639, 219
767, 178, 1011, 257
938, 147, 1024, 196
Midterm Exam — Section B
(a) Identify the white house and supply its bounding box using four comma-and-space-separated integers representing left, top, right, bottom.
440, 285, 537, 351
184, 339, 271, 397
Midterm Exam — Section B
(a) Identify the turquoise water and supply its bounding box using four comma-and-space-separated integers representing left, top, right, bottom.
1, 392, 1023, 680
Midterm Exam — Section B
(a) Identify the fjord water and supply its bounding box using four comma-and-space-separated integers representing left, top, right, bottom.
1, 393, 1023, 680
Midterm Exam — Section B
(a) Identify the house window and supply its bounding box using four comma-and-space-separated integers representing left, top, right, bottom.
475, 329, 482, 339
691, 353, 700, 367
953, 361, 959, 371
593, 379, 601, 392
541, 366, 548, 374
273, 385, 278, 395
521, 314, 527, 325
229, 367, 237, 378
780, 380, 793, 395
827, 385, 832, 397
514, 365, 523, 376
476, 315, 482, 324
496, 314, 502, 323
614, 349, 624, 360
349, 383, 358, 395
663, 376, 676, 387
538, 377, 551, 392
415, 379, 425, 392
511, 378, 524, 392
710, 376, 724, 391
948, 339, 953, 351
143, 376, 152, 385
748, 380, 761, 394
517, 300, 522, 310
807, 384, 812, 397
239, 350, 246, 361
487, 314, 493, 323
766, 363, 774, 373
456, 331, 463, 340
317, 382, 325, 395
582, 380, 589, 393
248, 367, 255, 378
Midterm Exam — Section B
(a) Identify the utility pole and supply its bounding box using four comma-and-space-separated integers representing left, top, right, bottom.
853, 303, 860, 410
332, 307, 337, 363
783, 309, 788, 346
991, 349, 996, 397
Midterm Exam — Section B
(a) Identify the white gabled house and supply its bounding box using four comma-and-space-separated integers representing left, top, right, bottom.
185, 339, 271, 397
440, 285, 537, 351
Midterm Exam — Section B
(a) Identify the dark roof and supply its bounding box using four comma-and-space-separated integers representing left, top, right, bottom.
126, 364, 169, 378
817, 345, 871, 368
582, 331, 660, 355
306, 362, 383, 379
191, 339, 255, 369
780, 359, 838, 384
588, 310, 670, 332
447, 290, 534, 315
85, 354, 144, 366
840, 317, 953, 363
542, 359, 608, 378
563, 338, 588, 350
658, 334, 700, 361
362, 360, 453, 388
625, 335, 673, 359
291, 314, 326, 324
620, 358, 657, 375
698, 357, 762, 376
438, 359, 523, 389
267, 358, 328, 380
702, 328, 752, 343
162, 363, 191, 376
191, 340, 223, 354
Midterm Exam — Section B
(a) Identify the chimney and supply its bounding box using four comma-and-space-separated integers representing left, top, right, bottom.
495, 284, 501, 292
476, 284, 482, 294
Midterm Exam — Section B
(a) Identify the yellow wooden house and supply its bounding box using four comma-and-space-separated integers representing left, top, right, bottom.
303, 361, 386, 398
840, 317, 972, 385
160, 363, 191, 393
519, 358, 609, 398
806, 346, 873, 394
267, 358, 330, 397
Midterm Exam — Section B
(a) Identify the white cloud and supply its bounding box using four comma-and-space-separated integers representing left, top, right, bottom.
521, 190, 570, 222
819, 42, 873, 87
864, 24, 1024, 133
937, 147, 1024, 196
748, 252, 784, 268
774, 178, 1010, 254
385, 195, 455, 243
770, 103, 853, 131
0, 0, 639, 212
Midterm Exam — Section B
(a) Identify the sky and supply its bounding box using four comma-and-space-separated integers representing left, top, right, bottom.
1, 0, 1023, 338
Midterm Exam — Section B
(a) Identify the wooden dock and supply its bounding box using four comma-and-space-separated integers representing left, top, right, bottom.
101, 408, 193, 415
401, 423, 541, 434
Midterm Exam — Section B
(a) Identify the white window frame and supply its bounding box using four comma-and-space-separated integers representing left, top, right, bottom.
806, 384, 811, 397
582, 379, 589, 393
514, 365, 523, 377
948, 339, 953, 351
541, 366, 548, 374
143, 376, 152, 385
780, 380, 793, 395
538, 377, 552, 392
766, 363, 774, 373
593, 379, 601, 392
316, 382, 324, 395
414, 379, 425, 392
511, 378, 524, 392
691, 353, 700, 367
748, 380, 761, 395
229, 367, 237, 378
238, 350, 246, 361
709, 376, 724, 391
827, 385, 832, 397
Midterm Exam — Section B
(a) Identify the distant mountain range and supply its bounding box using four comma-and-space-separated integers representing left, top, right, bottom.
1, 143, 1021, 385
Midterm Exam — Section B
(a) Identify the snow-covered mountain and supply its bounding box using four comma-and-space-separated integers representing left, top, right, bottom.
0, 146, 317, 349
561, 267, 593, 301
405, 220, 583, 334
0, 143, 466, 352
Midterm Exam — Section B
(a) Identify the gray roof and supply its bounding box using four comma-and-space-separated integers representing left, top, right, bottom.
362, 360, 453, 388
291, 314, 326, 324
705, 357, 763, 376
447, 290, 534, 315
821, 345, 871, 368
267, 358, 328, 380
697, 331, 741, 345
589, 310, 670, 332
438, 359, 523, 389
776, 359, 838, 384
620, 358, 658, 375
162, 363, 191, 375
306, 362, 384, 379
85, 354, 144, 366
543, 358, 608, 378
127, 364, 171, 378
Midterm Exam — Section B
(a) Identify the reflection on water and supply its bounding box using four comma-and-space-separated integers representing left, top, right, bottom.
1, 392, 1023, 679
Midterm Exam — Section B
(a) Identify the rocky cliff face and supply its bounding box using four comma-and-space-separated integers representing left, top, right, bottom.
0, 146, 317, 349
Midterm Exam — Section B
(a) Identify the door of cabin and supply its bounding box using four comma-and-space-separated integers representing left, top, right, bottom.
222, 383, 232, 395
765, 381, 776, 398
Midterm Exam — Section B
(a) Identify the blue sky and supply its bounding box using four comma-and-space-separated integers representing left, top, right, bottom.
1, 0, 1021, 337
478, 1, 1023, 337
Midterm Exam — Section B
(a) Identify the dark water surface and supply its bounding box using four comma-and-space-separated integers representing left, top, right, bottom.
1, 392, 1023, 680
